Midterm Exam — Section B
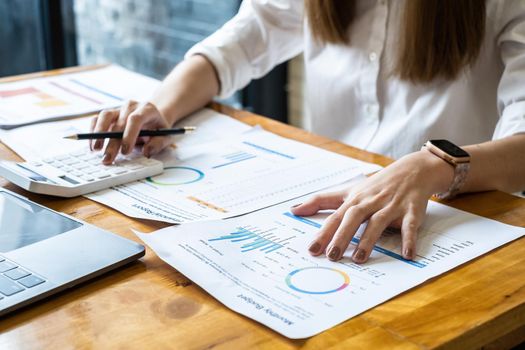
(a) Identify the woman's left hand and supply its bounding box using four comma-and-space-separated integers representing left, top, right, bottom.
290, 150, 455, 263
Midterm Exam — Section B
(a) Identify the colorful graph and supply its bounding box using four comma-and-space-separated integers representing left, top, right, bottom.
285, 267, 350, 295
0, 86, 68, 108
146, 166, 204, 186
208, 227, 294, 253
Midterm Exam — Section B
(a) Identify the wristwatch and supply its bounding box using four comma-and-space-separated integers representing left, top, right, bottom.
422, 139, 470, 200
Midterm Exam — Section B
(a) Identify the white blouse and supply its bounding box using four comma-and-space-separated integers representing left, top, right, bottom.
186, 0, 525, 159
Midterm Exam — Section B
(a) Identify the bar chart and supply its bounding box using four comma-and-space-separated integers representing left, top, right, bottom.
208, 226, 296, 254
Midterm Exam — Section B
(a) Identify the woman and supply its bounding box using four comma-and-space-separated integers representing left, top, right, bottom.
92, 0, 525, 264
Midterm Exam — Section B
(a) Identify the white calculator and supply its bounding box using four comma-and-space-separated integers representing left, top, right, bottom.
0, 149, 164, 197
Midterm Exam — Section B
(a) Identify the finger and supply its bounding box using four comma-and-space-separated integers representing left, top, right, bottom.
92, 109, 119, 150
352, 207, 397, 264
325, 202, 381, 261
307, 201, 354, 256
401, 207, 424, 260
143, 136, 174, 157
89, 116, 98, 151
291, 190, 347, 216
121, 102, 153, 155
103, 102, 136, 164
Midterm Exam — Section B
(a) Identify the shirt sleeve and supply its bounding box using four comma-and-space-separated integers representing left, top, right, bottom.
493, 0, 525, 139
185, 0, 304, 99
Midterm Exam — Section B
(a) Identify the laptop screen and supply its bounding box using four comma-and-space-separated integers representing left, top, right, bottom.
0, 191, 82, 253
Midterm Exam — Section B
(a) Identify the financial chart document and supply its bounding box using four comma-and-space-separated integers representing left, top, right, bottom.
0, 65, 160, 129
0, 108, 250, 161
88, 128, 381, 223
136, 197, 524, 338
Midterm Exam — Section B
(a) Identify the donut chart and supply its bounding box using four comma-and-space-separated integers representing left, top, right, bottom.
146, 166, 204, 186
285, 267, 350, 295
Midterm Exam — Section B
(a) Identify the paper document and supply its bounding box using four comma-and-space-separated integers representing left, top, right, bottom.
0, 65, 159, 129
137, 196, 524, 338
0, 117, 92, 160
87, 128, 381, 223
0, 108, 250, 161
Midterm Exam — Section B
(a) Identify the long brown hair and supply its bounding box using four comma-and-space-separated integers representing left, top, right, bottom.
305, 0, 486, 83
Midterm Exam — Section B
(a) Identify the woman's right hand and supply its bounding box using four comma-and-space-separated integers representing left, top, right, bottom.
91, 100, 174, 164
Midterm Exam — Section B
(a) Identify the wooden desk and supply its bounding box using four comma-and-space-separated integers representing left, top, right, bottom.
0, 71, 524, 349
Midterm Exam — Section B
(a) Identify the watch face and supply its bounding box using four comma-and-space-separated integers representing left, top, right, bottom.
430, 139, 469, 157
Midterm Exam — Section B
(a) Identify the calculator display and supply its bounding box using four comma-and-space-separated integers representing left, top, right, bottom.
0, 191, 82, 252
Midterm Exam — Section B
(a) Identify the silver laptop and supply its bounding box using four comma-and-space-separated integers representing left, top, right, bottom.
0, 188, 145, 316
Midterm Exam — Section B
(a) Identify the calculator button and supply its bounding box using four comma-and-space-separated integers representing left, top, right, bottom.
63, 158, 80, 166
0, 275, 24, 296
59, 175, 80, 185
78, 154, 92, 161
110, 168, 128, 175
69, 150, 86, 157
81, 175, 95, 182
18, 275, 45, 288
62, 166, 73, 172
126, 164, 144, 170
85, 167, 100, 174
75, 163, 90, 170
4, 268, 31, 280
95, 172, 111, 179
0, 261, 17, 272
54, 155, 69, 161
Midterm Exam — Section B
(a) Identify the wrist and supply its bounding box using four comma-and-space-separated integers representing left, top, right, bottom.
409, 150, 455, 195
148, 99, 178, 127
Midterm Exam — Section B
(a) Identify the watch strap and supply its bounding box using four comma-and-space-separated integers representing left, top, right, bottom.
435, 162, 470, 200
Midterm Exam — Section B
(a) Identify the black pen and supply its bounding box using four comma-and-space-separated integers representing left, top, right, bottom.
63, 126, 197, 140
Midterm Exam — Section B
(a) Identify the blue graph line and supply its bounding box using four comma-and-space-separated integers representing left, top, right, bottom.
69, 79, 124, 101
282, 212, 426, 268
212, 151, 257, 169
242, 141, 295, 159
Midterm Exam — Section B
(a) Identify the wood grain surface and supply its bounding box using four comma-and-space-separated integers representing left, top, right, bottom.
0, 68, 523, 350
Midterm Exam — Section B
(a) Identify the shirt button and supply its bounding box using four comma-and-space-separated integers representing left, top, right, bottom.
369, 52, 378, 62
365, 104, 379, 119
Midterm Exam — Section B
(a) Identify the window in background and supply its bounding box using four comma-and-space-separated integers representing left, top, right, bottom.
0, 0, 290, 122
73, 0, 241, 106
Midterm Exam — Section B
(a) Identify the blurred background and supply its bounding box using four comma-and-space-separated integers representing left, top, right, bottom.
0, 0, 305, 126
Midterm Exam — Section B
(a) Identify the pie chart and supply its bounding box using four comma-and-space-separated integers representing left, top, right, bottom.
285, 267, 350, 295
146, 166, 204, 185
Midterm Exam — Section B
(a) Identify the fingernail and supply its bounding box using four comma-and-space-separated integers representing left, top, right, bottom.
353, 249, 366, 262
103, 153, 112, 163
143, 146, 152, 158
309, 242, 321, 254
328, 246, 341, 261
403, 248, 413, 260
121, 144, 128, 154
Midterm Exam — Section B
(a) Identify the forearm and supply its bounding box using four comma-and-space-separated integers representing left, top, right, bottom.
149, 54, 220, 126
461, 133, 525, 193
